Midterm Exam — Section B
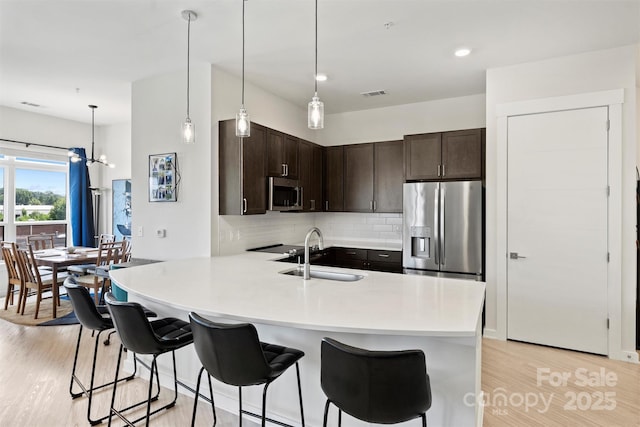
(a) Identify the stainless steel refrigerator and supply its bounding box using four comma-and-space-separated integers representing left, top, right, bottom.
402, 181, 483, 279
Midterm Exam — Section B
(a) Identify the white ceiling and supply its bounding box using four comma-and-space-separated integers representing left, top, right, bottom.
1, 0, 639, 126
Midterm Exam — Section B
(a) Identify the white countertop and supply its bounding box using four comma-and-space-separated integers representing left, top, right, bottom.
109, 252, 485, 337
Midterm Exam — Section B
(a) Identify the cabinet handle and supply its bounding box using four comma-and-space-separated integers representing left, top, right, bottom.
370, 200, 373, 211
442, 164, 446, 177
377, 253, 390, 258
310, 199, 315, 211
282, 164, 286, 176
346, 251, 357, 255
437, 164, 441, 177
373, 200, 377, 211
286, 164, 289, 176
243, 198, 248, 214
325, 201, 329, 211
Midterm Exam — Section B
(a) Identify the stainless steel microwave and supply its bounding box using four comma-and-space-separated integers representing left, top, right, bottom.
268, 177, 302, 211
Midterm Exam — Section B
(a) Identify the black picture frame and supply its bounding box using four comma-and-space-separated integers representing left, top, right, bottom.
149, 153, 177, 202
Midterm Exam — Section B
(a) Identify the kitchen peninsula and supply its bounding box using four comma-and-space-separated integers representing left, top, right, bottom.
109, 251, 486, 427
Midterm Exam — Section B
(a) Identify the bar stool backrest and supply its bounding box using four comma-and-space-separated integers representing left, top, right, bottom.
320, 337, 432, 424
189, 312, 271, 386
64, 277, 112, 331
104, 292, 162, 354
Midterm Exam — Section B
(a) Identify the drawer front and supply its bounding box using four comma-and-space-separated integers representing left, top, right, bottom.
334, 247, 367, 261
367, 249, 402, 264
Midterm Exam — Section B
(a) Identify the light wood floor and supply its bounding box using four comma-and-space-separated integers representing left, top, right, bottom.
0, 316, 638, 426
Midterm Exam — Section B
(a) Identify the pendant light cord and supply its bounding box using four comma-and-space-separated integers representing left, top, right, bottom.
90, 105, 95, 161
242, 0, 245, 106
186, 13, 191, 118
314, 0, 318, 94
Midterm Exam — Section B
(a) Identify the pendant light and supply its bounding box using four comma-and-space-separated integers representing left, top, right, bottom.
235, 0, 250, 137
182, 10, 197, 144
68, 105, 115, 168
308, 0, 324, 129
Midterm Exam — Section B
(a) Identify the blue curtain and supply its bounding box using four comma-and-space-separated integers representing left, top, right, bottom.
69, 148, 95, 247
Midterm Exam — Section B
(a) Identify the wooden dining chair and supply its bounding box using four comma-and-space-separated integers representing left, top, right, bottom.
15, 244, 69, 319
1, 241, 24, 313
26, 234, 56, 250
74, 240, 126, 304
67, 233, 116, 276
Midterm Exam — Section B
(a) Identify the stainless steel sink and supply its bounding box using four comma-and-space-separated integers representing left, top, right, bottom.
279, 267, 364, 282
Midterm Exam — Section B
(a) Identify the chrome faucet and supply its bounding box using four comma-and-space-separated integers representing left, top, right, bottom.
303, 227, 324, 280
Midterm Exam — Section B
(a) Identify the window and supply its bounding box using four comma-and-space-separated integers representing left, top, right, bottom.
0, 154, 68, 247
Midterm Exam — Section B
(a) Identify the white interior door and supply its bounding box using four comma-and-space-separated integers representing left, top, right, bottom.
507, 106, 608, 355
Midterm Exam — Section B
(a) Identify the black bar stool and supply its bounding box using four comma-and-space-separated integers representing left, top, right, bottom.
189, 312, 305, 427
320, 337, 432, 426
104, 292, 193, 427
64, 277, 157, 425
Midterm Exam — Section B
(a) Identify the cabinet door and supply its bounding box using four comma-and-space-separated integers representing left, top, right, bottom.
283, 135, 299, 179
441, 129, 482, 179
266, 129, 285, 177
344, 143, 374, 212
404, 133, 441, 180
333, 247, 367, 269
324, 146, 344, 211
298, 140, 313, 211
242, 124, 267, 214
374, 140, 403, 212
311, 144, 324, 211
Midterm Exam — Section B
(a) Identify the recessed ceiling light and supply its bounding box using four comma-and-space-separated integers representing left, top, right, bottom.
315, 73, 328, 82
454, 48, 471, 57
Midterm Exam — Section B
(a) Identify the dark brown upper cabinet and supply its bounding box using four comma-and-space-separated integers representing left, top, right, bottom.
298, 140, 324, 212
219, 120, 266, 215
267, 129, 298, 179
344, 143, 374, 212
441, 129, 483, 179
374, 140, 404, 212
324, 146, 344, 212
405, 128, 483, 181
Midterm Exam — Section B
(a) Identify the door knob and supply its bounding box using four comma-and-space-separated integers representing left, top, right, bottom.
509, 252, 527, 259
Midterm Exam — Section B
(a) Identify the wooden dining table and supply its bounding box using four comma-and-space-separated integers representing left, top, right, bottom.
33, 248, 100, 318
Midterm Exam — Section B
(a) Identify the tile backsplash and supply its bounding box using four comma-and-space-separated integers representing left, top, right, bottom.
218, 211, 402, 255
314, 212, 403, 243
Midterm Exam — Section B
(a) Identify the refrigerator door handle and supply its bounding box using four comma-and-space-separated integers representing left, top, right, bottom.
434, 186, 439, 266
440, 186, 445, 267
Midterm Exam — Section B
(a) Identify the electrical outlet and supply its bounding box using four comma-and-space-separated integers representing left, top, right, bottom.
156, 229, 166, 238
137, 226, 144, 237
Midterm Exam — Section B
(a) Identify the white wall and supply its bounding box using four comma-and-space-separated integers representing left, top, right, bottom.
131, 63, 211, 260
94, 122, 131, 239
319, 94, 486, 146
0, 106, 90, 149
485, 45, 638, 357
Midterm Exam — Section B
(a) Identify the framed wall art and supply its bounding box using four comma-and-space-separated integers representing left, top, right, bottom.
112, 179, 132, 239
149, 152, 178, 202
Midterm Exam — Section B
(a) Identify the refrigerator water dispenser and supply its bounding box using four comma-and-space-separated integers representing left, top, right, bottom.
410, 226, 431, 258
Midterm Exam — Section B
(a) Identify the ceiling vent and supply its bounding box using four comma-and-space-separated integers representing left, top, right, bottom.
20, 101, 41, 108
360, 90, 387, 97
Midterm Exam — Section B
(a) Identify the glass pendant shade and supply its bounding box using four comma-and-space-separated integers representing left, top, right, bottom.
308, 94, 324, 129
182, 117, 195, 144
236, 107, 251, 137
